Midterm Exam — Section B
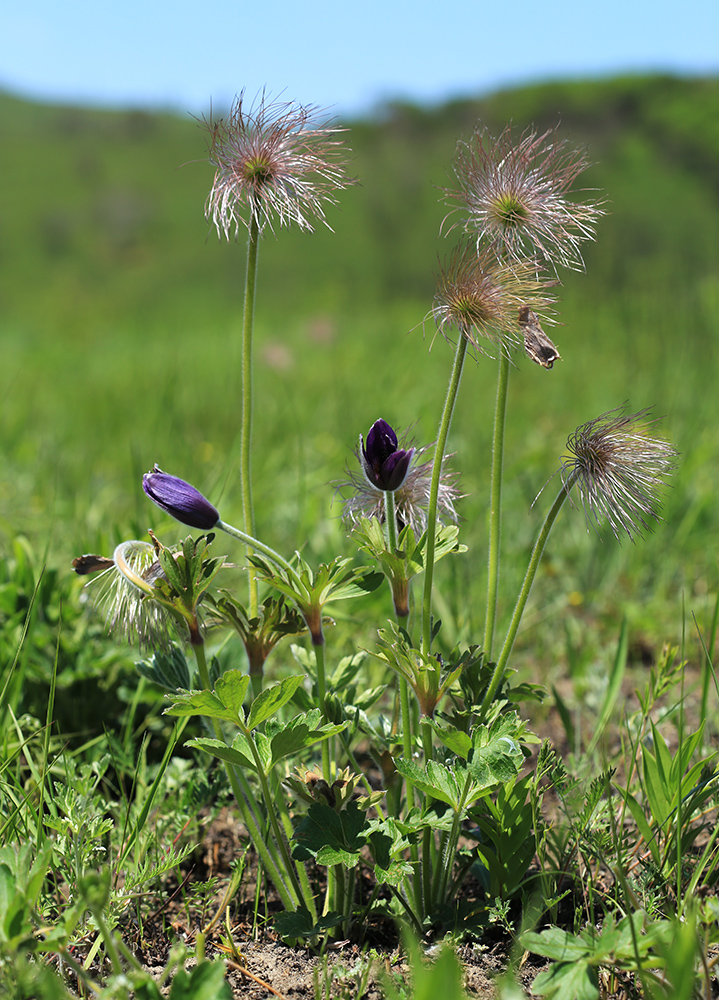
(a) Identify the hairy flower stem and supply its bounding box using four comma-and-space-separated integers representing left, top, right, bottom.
385, 489, 415, 810
217, 520, 303, 591
483, 351, 510, 659
191, 639, 304, 913
480, 474, 575, 716
314, 640, 332, 784
420, 717, 435, 913
421, 332, 469, 656
241, 217, 260, 616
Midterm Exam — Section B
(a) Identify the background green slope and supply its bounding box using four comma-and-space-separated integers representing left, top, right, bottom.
1, 74, 717, 663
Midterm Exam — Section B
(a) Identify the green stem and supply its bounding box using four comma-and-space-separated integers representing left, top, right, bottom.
383, 490, 398, 553
421, 332, 469, 656
241, 217, 261, 616
483, 350, 510, 659
191, 641, 299, 911
314, 640, 331, 784
420, 717, 434, 914
92, 910, 123, 976
399, 677, 415, 810
386, 489, 415, 810
217, 519, 303, 590
480, 477, 574, 717
243, 717, 311, 913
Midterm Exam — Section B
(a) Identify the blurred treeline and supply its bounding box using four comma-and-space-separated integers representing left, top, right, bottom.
0, 74, 718, 655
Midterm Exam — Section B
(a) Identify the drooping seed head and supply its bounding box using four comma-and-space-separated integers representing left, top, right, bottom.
79, 540, 173, 650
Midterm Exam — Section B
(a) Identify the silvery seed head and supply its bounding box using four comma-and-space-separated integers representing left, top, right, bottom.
561, 408, 677, 541
444, 124, 604, 271
432, 242, 555, 354
82, 540, 173, 649
202, 90, 355, 238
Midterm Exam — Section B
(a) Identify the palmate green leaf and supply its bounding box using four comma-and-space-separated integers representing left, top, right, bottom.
191, 714, 349, 775
250, 552, 383, 608
368, 829, 414, 887
292, 800, 369, 868
247, 674, 305, 730
393, 757, 466, 809
164, 669, 249, 724
468, 715, 525, 788
530, 961, 598, 1000
187, 735, 266, 773
431, 721, 473, 759
166, 960, 233, 1000
214, 669, 251, 718
268, 715, 346, 766
522, 926, 597, 962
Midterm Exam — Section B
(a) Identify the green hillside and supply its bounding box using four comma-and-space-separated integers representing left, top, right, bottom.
1, 74, 718, 653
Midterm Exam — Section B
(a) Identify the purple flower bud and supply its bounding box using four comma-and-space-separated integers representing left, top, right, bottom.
361, 418, 414, 492
142, 465, 220, 530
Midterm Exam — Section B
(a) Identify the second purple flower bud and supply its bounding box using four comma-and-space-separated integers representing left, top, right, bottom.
360, 418, 414, 493
142, 465, 220, 530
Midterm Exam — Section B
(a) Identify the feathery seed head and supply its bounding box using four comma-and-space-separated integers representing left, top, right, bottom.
561, 408, 677, 541
202, 90, 355, 238
78, 540, 173, 650
432, 243, 555, 353
445, 123, 604, 271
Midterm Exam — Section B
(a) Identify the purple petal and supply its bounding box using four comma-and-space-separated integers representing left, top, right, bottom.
142, 465, 220, 530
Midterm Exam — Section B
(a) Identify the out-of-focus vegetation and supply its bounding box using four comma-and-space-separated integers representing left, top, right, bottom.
0, 74, 718, 669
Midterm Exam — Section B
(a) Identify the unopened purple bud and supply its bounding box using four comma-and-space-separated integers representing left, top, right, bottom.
142, 465, 220, 529
361, 418, 414, 492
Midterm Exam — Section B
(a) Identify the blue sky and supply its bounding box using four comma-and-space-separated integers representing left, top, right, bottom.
2, 0, 718, 117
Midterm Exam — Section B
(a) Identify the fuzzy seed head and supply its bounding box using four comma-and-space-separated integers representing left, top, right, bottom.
432, 243, 555, 353
444, 124, 604, 271
561, 408, 677, 541
86, 541, 173, 649
202, 90, 355, 238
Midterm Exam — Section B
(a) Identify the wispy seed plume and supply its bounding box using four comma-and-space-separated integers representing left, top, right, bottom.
432, 243, 555, 354
561, 408, 677, 541
202, 90, 355, 238
444, 124, 605, 271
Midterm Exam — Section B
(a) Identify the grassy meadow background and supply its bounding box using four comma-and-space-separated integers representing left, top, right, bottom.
1, 73, 719, 693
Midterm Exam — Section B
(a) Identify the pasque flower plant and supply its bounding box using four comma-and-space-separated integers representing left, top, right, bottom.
72, 105, 678, 945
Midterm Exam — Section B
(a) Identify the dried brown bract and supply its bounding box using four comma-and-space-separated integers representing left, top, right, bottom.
519, 305, 562, 369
